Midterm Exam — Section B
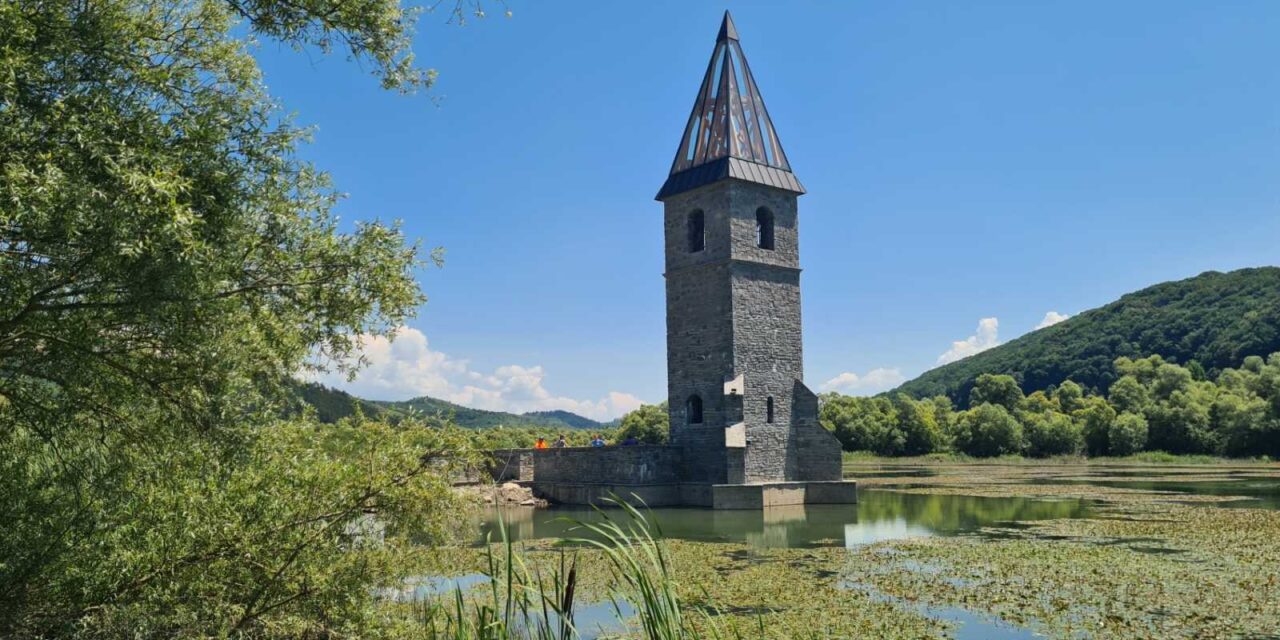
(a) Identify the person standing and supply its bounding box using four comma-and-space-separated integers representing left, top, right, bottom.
534, 437, 548, 450
591, 434, 605, 447
553, 434, 568, 448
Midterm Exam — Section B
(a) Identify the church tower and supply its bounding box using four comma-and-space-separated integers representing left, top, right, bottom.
658, 12, 841, 487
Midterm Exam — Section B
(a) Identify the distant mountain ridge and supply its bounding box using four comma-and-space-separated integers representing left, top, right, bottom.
893, 267, 1280, 406
293, 382, 604, 430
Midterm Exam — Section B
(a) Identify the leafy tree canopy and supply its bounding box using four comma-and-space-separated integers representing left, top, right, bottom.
822, 351, 1280, 460
0, 0, 496, 635
617, 402, 670, 444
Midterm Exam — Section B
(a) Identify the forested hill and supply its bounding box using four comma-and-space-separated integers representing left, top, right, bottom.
293, 382, 603, 430
377, 396, 603, 430
894, 267, 1280, 406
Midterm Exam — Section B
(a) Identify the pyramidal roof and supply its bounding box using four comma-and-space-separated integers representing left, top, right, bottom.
657, 12, 804, 200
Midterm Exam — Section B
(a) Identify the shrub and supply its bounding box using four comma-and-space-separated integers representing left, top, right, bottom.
953, 403, 1024, 457
1075, 397, 1116, 457
1024, 412, 1084, 457
1108, 413, 1149, 456
970, 374, 1024, 411
889, 394, 945, 456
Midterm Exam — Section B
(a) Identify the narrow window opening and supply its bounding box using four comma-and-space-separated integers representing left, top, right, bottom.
687, 210, 705, 253
755, 208, 774, 250
687, 394, 704, 424
766, 396, 775, 423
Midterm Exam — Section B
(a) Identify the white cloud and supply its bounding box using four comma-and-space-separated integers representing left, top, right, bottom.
820, 368, 907, 395
1035, 311, 1070, 330
307, 327, 643, 421
937, 317, 1000, 365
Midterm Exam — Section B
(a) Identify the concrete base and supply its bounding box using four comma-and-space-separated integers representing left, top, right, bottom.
712, 481, 858, 509
531, 480, 857, 510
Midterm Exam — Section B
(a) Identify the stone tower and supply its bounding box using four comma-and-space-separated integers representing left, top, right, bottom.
658, 12, 841, 487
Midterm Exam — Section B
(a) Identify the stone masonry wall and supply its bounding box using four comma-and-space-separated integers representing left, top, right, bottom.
663, 182, 739, 484
661, 177, 840, 487
487, 449, 534, 482
529, 446, 682, 485
789, 380, 843, 481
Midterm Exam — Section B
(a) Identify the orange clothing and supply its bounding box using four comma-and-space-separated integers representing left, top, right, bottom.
534, 440, 548, 449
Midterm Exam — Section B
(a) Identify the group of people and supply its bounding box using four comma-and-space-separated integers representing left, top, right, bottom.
532, 433, 640, 449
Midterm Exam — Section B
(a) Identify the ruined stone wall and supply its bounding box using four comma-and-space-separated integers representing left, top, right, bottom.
788, 380, 842, 481
529, 446, 682, 485
487, 449, 534, 482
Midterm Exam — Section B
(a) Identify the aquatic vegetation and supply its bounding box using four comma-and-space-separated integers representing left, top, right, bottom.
845, 501, 1280, 638
410, 463, 1280, 638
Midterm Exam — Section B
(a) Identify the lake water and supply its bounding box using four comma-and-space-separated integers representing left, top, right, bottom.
477, 489, 1093, 549
1059, 477, 1280, 509
457, 470, 1276, 638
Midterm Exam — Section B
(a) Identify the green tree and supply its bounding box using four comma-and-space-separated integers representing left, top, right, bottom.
890, 394, 944, 456
617, 402, 670, 444
1054, 380, 1086, 413
1145, 384, 1218, 455
970, 374, 1024, 411
1152, 363, 1195, 400
1020, 390, 1058, 414
1074, 396, 1116, 456
0, 0, 495, 634
820, 394, 897, 453
1023, 411, 1083, 457
1108, 413, 1149, 456
953, 403, 1024, 457
1108, 376, 1149, 415
927, 395, 957, 449
1212, 392, 1270, 457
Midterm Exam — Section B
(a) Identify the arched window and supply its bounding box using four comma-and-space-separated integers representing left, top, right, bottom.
687, 394, 703, 424
755, 208, 774, 250
687, 210, 705, 253
766, 396, 775, 423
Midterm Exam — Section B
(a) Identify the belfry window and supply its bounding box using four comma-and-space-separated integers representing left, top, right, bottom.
687, 210, 705, 252
687, 394, 704, 424
755, 208, 774, 250
766, 396, 775, 423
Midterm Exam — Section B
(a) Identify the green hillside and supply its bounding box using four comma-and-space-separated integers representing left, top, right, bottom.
373, 396, 601, 430
293, 382, 390, 423
294, 382, 602, 430
523, 410, 601, 430
894, 267, 1280, 406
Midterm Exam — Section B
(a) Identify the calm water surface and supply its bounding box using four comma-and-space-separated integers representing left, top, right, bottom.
477, 489, 1092, 549
1062, 478, 1280, 509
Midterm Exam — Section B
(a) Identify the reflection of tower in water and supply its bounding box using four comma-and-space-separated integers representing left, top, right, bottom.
746, 505, 809, 547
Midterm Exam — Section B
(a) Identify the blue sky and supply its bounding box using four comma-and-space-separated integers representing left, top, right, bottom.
264, 1, 1280, 420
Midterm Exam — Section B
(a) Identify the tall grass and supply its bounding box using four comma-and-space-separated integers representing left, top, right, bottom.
412, 497, 744, 639
566, 499, 696, 640
413, 510, 580, 639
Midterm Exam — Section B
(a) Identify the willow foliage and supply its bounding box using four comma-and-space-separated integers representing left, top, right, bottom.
0, 0, 483, 635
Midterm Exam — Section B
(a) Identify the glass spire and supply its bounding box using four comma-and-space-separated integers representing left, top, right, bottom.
658, 12, 802, 199
671, 12, 791, 174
